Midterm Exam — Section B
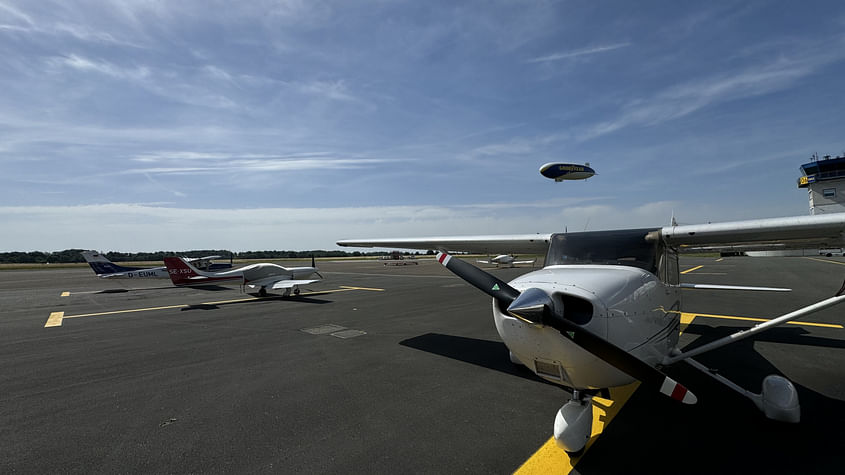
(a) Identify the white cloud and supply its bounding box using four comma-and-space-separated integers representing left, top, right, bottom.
579, 40, 845, 141
0, 199, 777, 252
527, 42, 631, 63
297, 79, 362, 103
0, 1, 34, 27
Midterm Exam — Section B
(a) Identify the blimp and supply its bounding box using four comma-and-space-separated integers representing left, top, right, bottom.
539, 162, 596, 182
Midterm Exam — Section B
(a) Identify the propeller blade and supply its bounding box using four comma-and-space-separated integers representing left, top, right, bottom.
435, 252, 520, 305
435, 252, 697, 404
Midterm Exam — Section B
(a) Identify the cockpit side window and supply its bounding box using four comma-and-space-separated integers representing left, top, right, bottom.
545, 228, 660, 274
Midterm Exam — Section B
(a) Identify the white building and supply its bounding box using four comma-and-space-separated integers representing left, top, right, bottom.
799, 153, 845, 214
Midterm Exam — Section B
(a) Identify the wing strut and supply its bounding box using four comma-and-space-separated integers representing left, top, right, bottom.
664, 280, 845, 365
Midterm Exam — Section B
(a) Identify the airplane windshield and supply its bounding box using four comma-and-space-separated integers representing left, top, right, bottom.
545, 228, 660, 273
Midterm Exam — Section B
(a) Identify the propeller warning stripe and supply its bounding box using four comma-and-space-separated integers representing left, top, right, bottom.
436, 252, 452, 266
660, 377, 697, 404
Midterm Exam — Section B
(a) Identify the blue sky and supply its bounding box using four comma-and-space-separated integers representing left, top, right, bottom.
1, 1, 844, 251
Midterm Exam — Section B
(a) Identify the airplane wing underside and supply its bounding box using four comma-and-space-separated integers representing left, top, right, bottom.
657, 213, 845, 250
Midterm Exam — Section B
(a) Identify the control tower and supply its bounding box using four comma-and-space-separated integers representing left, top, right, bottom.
798, 153, 845, 214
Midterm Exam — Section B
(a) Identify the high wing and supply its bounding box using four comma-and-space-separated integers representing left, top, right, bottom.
339, 214, 845, 254
336, 234, 553, 255
654, 213, 845, 250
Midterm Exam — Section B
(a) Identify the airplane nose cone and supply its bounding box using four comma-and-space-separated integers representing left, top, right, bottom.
507, 287, 557, 325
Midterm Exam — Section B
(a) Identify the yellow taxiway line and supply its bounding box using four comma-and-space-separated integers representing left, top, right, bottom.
45, 286, 384, 328
681, 265, 704, 274
805, 257, 845, 266
682, 311, 842, 329
515, 308, 841, 473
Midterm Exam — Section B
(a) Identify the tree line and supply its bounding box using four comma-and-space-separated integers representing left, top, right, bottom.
0, 249, 428, 264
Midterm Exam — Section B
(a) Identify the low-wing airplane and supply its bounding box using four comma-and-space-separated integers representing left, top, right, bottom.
163, 256, 322, 297
477, 254, 536, 268
338, 212, 845, 453
539, 162, 596, 181
81, 250, 231, 279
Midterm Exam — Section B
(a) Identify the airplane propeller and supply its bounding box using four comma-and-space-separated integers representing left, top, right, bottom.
435, 252, 697, 404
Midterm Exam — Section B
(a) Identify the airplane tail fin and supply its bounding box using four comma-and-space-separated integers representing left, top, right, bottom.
163, 257, 202, 285
81, 250, 139, 275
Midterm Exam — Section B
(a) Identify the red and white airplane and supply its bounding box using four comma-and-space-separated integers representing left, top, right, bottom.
338, 213, 845, 453
163, 256, 322, 297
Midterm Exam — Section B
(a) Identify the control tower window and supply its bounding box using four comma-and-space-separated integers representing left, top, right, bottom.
823, 188, 836, 198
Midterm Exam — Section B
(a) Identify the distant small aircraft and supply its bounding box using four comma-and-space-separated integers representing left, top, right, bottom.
163, 256, 322, 297
81, 250, 231, 279
539, 162, 596, 181
477, 254, 536, 268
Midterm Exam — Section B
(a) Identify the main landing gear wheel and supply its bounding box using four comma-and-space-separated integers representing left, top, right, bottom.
258, 287, 267, 297
294, 288, 301, 296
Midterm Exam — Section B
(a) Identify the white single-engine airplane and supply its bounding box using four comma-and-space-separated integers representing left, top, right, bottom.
477, 254, 536, 268
82, 250, 231, 279
338, 213, 845, 453
163, 256, 322, 297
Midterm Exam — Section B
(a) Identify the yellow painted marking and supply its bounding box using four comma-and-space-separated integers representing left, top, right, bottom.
681, 265, 704, 274
60, 291, 70, 297
681, 311, 842, 329
339, 285, 385, 291
64, 304, 189, 320
805, 257, 845, 266
45, 312, 65, 327
515, 383, 639, 474
47, 287, 384, 326
516, 315, 699, 473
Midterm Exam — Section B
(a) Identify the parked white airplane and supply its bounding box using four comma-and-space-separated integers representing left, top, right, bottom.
477, 254, 536, 268
163, 256, 322, 297
338, 213, 845, 453
81, 250, 230, 279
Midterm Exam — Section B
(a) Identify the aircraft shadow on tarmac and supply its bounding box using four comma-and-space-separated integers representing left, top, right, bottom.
681, 322, 845, 352
576, 323, 845, 475
399, 333, 559, 387
180, 293, 333, 312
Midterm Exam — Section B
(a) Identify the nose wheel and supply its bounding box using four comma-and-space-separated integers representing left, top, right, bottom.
553, 390, 593, 454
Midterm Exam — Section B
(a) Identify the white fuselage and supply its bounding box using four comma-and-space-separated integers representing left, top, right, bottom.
187, 263, 319, 285
491, 255, 514, 266
494, 265, 681, 390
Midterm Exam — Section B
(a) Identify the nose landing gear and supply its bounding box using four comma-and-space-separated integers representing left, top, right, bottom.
553, 390, 593, 454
